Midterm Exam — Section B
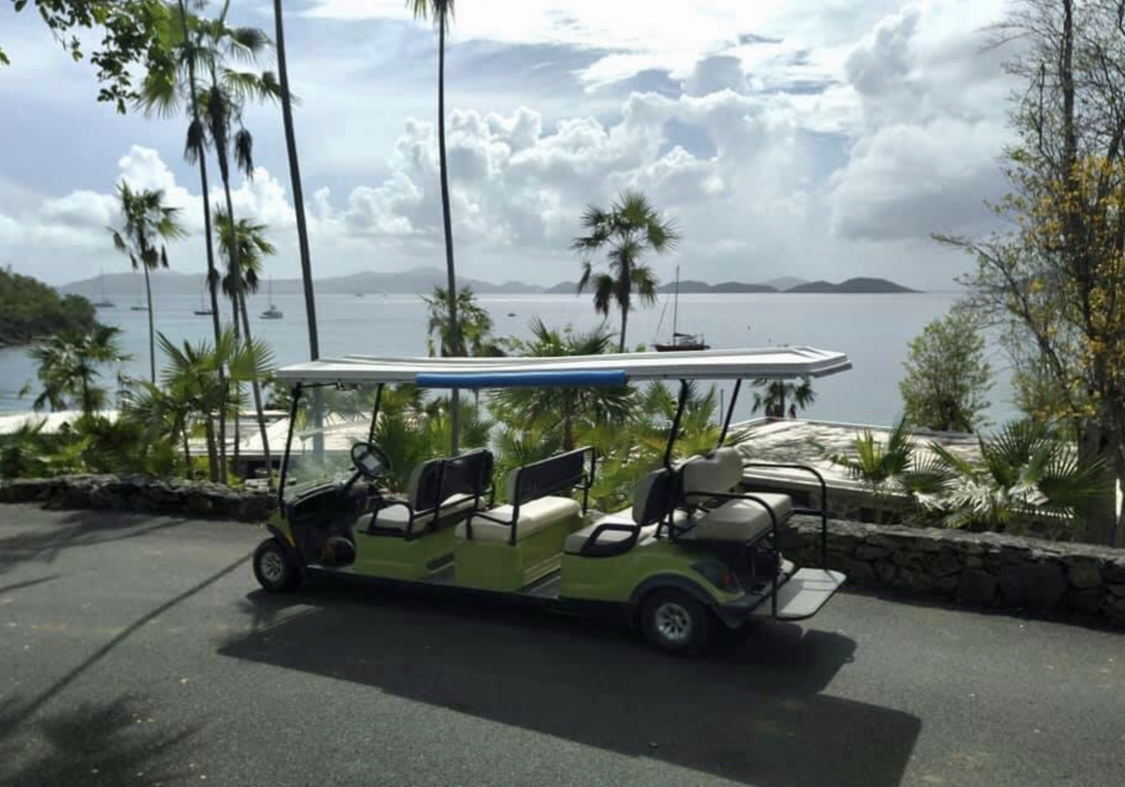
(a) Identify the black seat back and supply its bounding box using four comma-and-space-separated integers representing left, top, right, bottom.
509, 447, 593, 507
410, 448, 494, 512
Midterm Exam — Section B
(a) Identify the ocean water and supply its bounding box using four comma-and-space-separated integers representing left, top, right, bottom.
0, 291, 1017, 426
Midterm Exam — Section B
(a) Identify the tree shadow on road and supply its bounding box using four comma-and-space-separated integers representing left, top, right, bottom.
220, 579, 921, 787
0, 508, 192, 577
0, 694, 198, 787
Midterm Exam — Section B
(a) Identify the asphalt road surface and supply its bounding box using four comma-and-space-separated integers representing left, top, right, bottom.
1, 504, 1123, 787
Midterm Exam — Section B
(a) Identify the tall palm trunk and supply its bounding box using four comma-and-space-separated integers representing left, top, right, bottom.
143, 265, 156, 383
437, 14, 461, 453
273, 0, 323, 460
204, 418, 219, 482
273, 0, 318, 360
177, 0, 227, 480
238, 293, 274, 488
618, 303, 628, 353
229, 288, 241, 468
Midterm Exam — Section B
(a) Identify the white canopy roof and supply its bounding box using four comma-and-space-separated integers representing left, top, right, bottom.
273, 346, 852, 388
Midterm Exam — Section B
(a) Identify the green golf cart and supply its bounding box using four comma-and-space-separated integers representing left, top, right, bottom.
252, 347, 851, 654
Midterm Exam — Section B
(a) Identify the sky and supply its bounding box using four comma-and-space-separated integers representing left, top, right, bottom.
0, 0, 1021, 289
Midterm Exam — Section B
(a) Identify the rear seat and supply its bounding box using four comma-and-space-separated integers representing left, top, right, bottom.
679, 447, 793, 542
565, 468, 677, 556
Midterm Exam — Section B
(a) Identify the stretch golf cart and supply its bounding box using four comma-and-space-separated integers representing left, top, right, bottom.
254, 347, 851, 654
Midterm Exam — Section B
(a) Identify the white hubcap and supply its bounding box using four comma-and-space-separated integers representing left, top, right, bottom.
260, 550, 286, 584
655, 601, 693, 644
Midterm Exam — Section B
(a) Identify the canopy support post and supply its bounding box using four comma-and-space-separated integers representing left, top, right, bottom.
718, 379, 743, 448
663, 380, 689, 468
278, 383, 303, 512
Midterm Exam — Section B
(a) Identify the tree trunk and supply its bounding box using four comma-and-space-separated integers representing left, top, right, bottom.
178, 0, 227, 481
273, 0, 323, 461
229, 291, 241, 469
205, 418, 219, 483
239, 292, 274, 489
143, 265, 156, 384
181, 422, 192, 478
273, 0, 319, 361
618, 302, 628, 353
1076, 421, 1118, 544
437, 14, 461, 455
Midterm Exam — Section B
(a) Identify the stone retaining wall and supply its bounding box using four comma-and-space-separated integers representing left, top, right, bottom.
0, 474, 275, 522
781, 517, 1125, 629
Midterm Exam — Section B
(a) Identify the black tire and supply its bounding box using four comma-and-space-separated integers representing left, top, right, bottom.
639, 589, 712, 656
253, 538, 300, 592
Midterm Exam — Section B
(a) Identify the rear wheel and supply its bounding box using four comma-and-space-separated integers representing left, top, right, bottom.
639, 589, 712, 656
253, 538, 301, 592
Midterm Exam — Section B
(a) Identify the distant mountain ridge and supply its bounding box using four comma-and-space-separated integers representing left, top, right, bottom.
61, 267, 919, 297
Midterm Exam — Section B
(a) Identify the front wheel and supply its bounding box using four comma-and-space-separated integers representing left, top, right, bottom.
253, 538, 302, 592
639, 589, 712, 656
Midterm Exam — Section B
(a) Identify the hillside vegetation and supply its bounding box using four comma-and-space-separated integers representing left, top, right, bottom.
0, 267, 99, 347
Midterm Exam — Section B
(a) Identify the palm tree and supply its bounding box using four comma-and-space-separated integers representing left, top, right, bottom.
750, 376, 816, 419
421, 286, 504, 357
829, 417, 918, 524
157, 328, 274, 483
216, 210, 276, 487
110, 184, 184, 383
491, 320, 634, 452
913, 420, 1106, 535
408, 0, 463, 452
573, 189, 679, 352
28, 326, 128, 417
271, 0, 319, 362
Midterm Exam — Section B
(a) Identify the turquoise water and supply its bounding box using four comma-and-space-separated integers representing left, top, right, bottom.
0, 291, 1016, 426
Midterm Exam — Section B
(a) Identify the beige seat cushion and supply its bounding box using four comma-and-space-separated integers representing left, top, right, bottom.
681, 447, 745, 506
456, 496, 580, 543
563, 507, 688, 554
358, 494, 477, 533
692, 494, 792, 542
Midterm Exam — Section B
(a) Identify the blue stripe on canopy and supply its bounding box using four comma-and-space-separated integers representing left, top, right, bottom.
415, 369, 628, 389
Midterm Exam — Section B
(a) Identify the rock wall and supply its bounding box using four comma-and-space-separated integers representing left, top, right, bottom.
781, 517, 1125, 628
0, 474, 276, 522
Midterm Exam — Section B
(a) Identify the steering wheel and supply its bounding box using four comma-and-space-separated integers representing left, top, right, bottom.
350, 441, 392, 480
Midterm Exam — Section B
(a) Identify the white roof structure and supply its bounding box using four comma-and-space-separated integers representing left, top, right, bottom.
273, 346, 852, 387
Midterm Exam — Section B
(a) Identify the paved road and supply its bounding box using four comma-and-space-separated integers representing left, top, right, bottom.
0, 505, 1122, 787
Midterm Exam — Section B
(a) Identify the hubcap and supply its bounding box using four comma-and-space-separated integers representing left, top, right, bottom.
260, 550, 286, 584
655, 601, 693, 644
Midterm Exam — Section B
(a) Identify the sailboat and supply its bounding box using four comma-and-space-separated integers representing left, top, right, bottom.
260, 276, 283, 320
194, 278, 213, 316
653, 265, 709, 352
93, 270, 116, 308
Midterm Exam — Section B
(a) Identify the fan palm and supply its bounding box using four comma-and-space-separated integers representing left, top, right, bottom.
109, 184, 184, 383
216, 210, 276, 487
573, 190, 679, 352
829, 417, 917, 524
27, 326, 128, 417
408, 0, 463, 451
750, 376, 816, 419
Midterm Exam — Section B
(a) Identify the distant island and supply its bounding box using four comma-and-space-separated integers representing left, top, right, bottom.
1, 268, 99, 348
60, 267, 920, 298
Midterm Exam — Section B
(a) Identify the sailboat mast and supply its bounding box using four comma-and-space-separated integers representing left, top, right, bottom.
671, 265, 680, 338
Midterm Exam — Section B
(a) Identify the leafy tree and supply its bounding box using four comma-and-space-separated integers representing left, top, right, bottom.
26, 325, 127, 416
491, 320, 634, 452
573, 189, 679, 352
936, 0, 1125, 545
408, 0, 463, 451
215, 210, 276, 486
750, 377, 815, 419
899, 308, 992, 433
0, 267, 97, 345
3, 0, 174, 112
422, 286, 503, 357
110, 183, 184, 383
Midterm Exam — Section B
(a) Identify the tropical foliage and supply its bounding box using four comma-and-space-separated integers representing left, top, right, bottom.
574, 189, 679, 352
750, 377, 815, 419
25, 326, 128, 416
422, 286, 504, 358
